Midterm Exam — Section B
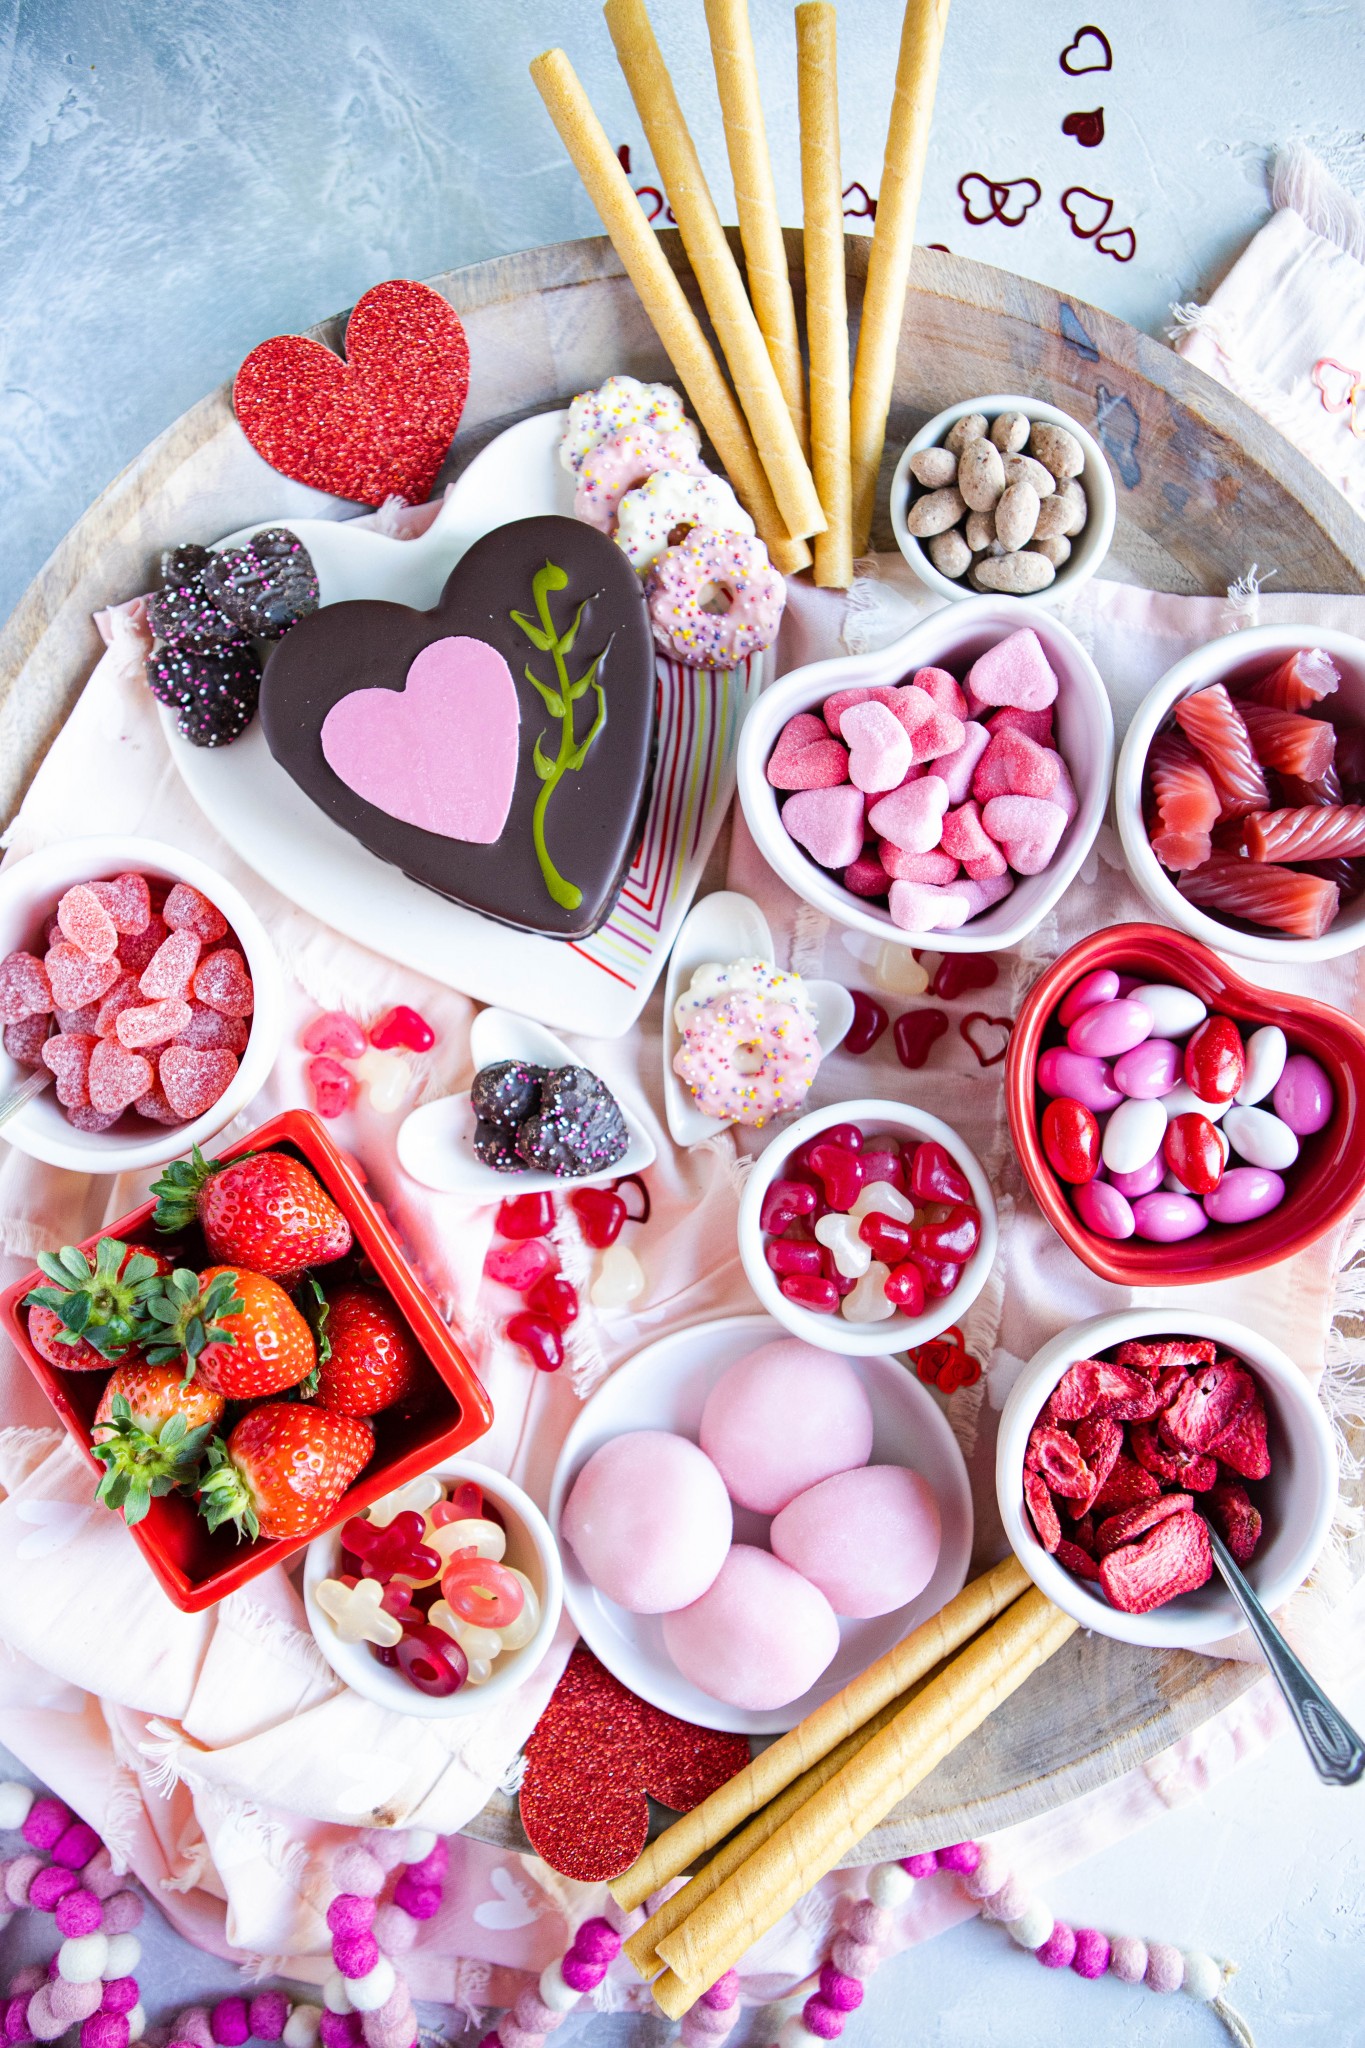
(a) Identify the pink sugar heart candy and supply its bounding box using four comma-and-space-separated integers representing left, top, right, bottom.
57, 886, 119, 963
94, 972, 141, 1038
162, 882, 229, 943
768, 711, 850, 791
877, 843, 960, 885
939, 799, 996, 865
175, 1003, 250, 1053
967, 627, 1059, 711
0, 951, 53, 1023
1049, 752, 1080, 821
841, 701, 913, 793
135, 1080, 184, 1125
3, 1013, 51, 1066
866, 774, 949, 853
891, 686, 966, 764
67, 1104, 121, 1134
933, 721, 990, 806
782, 785, 866, 870
160, 1044, 239, 1119
45, 943, 121, 1012
116, 998, 193, 1050
843, 853, 893, 898
987, 705, 1055, 747
822, 684, 902, 736
55, 1003, 100, 1034
117, 913, 168, 976
964, 839, 1009, 879
956, 872, 1015, 917
41, 1032, 96, 1108
911, 666, 969, 718
972, 730, 1060, 803
192, 947, 254, 1017
888, 880, 972, 933
981, 793, 1068, 874
139, 929, 202, 1001
88, 1037, 155, 1115
89, 872, 152, 936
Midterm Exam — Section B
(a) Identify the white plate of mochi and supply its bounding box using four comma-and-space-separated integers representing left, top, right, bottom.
548, 1313, 973, 1735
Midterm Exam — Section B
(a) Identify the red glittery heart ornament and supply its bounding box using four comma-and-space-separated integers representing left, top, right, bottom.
519, 1645, 749, 1881
233, 279, 470, 507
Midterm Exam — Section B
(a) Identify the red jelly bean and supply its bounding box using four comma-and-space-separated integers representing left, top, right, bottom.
931, 954, 999, 1001
570, 1186, 627, 1247
807, 1142, 864, 1210
484, 1240, 556, 1292
845, 990, 889, 1056
859, 1146, 906, 1193
766, 1238, 823, 1277
1164, 1112, 1225, 1195
780, 1273, 839, 1313
822, 1123, 864, 1153
506, 1311, 564, 1372
909, 1140, 972, 1205
528, 1273, 580, 1327
496, 1192, 557, 1240
858, 1213, 912, 1262
823, 1260, 856, 1299
760, 1178, 818, 1234
1041, 1098, 1101, 1184
1183, 1014, 1245, 1103
884, 1262, 926, 1314
370, 1004, 436, 1053
396, 1624, 467, 1698
912, 1252, 963, 1299
915, 1204, 981, 1263
894, 1009, 948, 1070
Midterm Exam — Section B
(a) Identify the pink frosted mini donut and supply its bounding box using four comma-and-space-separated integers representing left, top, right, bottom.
647, 526, 786, 669
674, 984, 821, 1128
574, 426, 709, 532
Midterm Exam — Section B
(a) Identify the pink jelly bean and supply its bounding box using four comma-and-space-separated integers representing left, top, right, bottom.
1272, 1054, 1334, 1136
483, 1240, 556, 1292
765, 1239, 823, 1277
370, 1005, 435, 1053
1131, 1191, 1208, 1242
760, 1178, 819, 1233
1066, 998, 1153, 1059
1112, 1038, 1182, 1100
303, 1010, 368, 1059
1107, 1152, 1165, 1199
1072, 1178, 1135, 1240
308, 1055, 357, 1118
1203, 1167, 1285, 1224
780, 1273, 839, 1313
1036, 1047, 1124, 1113
1057, 969, 1120, 1029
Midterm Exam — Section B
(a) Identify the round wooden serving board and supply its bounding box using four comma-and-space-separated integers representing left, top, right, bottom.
3, 234, 1361, 1861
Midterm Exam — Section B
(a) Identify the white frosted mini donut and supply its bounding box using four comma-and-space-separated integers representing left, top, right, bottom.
573, 425, 709, 532
674, 956, 818, 1030
615, 471, 754, 572
646, 526, 786, 668
558, 375, 697, 473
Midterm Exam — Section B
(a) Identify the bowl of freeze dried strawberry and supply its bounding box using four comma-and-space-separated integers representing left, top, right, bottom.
996, 1310, 1336, 1647
0, 1108, 493, 1612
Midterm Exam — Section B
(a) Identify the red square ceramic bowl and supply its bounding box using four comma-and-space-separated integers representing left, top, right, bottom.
1005, 923, 1365, 1285
0, 1109, 493, 1612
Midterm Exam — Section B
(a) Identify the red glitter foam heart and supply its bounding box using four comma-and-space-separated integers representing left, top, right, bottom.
519, 1646, 749, 1881
233, 279, 470, 507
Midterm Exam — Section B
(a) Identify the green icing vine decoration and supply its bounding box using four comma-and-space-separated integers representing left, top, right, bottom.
510, 560, 608, 912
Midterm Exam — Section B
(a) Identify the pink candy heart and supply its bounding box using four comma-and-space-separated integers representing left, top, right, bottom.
971, 730, 1060, 802
841, 701, 913, 792
939, 799, 995, 865
782, 785, 866, 870
843, 852, 894, 898
956, 872, 1015, 918
822, 684, 902, 736
986, 705, 1054, 746
866, 775, 949, 853
967, 627, 1060, 712
878, 843, 960, 884
980, 794, 1068, 874
933, 720, 990, 805
768, 711, 850, 791
891, 685, 967, 765
888, 880, 972, 933
911, 666, 969, 718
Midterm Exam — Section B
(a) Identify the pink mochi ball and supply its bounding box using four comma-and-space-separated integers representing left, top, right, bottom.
662, 1546, 840, 1709
562, 1431, 732, 1613
699, 1340, 874, 1514
770, 1466, 942, 1617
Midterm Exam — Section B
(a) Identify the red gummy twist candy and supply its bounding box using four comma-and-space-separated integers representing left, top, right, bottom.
436, 1480, 485, 1522
302, 1010, 368, 1059
910, 1139, 972, 1205
1041, 1098, 1100, 1184
192, 947, 255, 1017
496, 1191, 557, 1240
506, 1311, 564, 1372
845, 990, 889, 1056
780, 1274, 839, 1313
57, 885, 118, 963
760, 1178, 818, 1234
162, 882, 228, 943
766, 1239, 823, 1277
308, 1054, 357, 1118
931, 954, 999, 1001
893, 1009, 948, 1070
441, 1557, 525, 1628
370, 1004, 435, 1052
807, 1141, 864, 1211
139, 929, 202, 1001
615, 1174, 652, 1226
528, 1273, 579, 1328
484, 1239, 556, 1292
396, 1624, 467, 1697
571, 1186, 627, 1248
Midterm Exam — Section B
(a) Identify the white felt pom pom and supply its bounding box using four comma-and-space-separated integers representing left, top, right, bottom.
283, 2007, 323, 2048
1005, 1903, 1052, 1950
537, 1963, 580, 2015
103, 1935, 141, 1979
57, 1933, 109, 1983
402, 1829, 437, 1863
0, 1910, 11, 1935
866, 1862, 914, 1909
0, 1784, 34, 1830
344, 1962, 395, 2015
322, 1976, 352, 2015
777, 2019, 821, 2047
1181, 1951, 1224, 2003
126, 2008, 145, 2043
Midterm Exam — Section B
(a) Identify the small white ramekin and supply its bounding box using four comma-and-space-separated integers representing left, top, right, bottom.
996, 1309, 1338, 1649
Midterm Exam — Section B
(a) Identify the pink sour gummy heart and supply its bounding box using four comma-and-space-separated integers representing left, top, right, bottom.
89, 872, 151, 935
94, 972, 141, 1038
307, 1055, 356, 1118
877, 844, 959, 885
45, 943, 120, 1011
57, 885, 118, 963
782, 785, 865, 871
176, 1003, 249, 1053
193, 948, 254, 1016
844, 852, 893, 897
661, 1544, 840, 1711
866, 775, 949, 854
370, 1004, 435, 1053
88, 1038, 155, 1115
162, 882, 228, 942
822, 684, 902, 736
932, 720, 991, 806
980, 794, 1068, 875
116, 998, 193, 1050
893, 686, 965, 764
135, 1080, 183, 1125
0, 951, 53, 1023
4, 1013, 51, 1066
302, 1010, 368, 1059
939, 799, 996, 866
41, 1032, 96, 1107
987, 705, 1054, 746
841, 701, 913, 793
971, 730, 1060, 803
55, 1002, 99, 1033
888, 879, 972, 932
139, 930, 201, 1001
966, 627, 1060, 711
912, 666, 969, 718
767, 711, 849, 791
956, 872, 1015, 917
159, 1044, 238, 1119
117, 913, 168, 976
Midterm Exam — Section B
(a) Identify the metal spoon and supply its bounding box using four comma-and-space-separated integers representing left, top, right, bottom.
1203, 1517, 1365, 1786
0, 1067, 51, 1131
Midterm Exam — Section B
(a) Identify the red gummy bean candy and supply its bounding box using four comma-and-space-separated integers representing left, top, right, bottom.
302, 1010, 368, 1059
909, 1140, 972, 1205
765, 1238, 823, 1277
528, 1273, 580, 1328
41, 1032, 96, 1108
1163, 1113, 1224, 1195
822, 1122, 864, 1153
88, 1038, 154, 1115
859, 1146, 906, 1193
760, 1178, 818, 1234
1183, 1014, 1245, 1103
911, 1254, 962, 1300
780, 1273, 839, 1313
496, 1191, 557, 1240
116, 998, 192, 1050
161, 882, 228, 943
484, 1239, 556, 1292
1041, 1098, 1100, 1184
192, 946, 254, 1017
396, 1624, 467, 1697
506, 1311, 564, 1372
46, 943, 120, 1012
0, 951, 53, 1022
883, 1261, 926, 1314
159, 1043, 238, 1118
569, 1186, 626, 1248
931, 954, 999, 1001
139, 929, 201, 1001
893, 1008, 948, 1070
89, 873, 151, 935
57, 885, 118, 963
370, 1004, 435, 1053
822, 1257, 856, 1297
807, 1142, 864, 1211
307, 1054, 357, 1118
845, 990, 889, 1056
858, 1212, 912, 1262
914, 1203, 981, 1263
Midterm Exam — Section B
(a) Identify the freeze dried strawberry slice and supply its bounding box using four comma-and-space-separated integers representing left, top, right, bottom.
1113, 1338, 1216, 1377
1024, 1470, 1061, 1553
1092, 1454, 1162, 1514
1069, 1415, 1123, 1516
1162, 1359, 1255, 1453
1055, 1537, 1101, 1582
1096, 1492, 1194, 1556
1099, 1510, 1213, 1614
1131, 1419, 1218, 1491
1153, 1364, 1190, 1409
1208, 1480, 1263, 1564
1067, 1512, 1097, 1555
1047, 1359, 1158, 1423
1209, 1385, 1271, 1480
1025, 1424, 1092, 1499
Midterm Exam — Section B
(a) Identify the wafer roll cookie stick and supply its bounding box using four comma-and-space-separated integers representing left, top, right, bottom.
529, 50, 811, 576
603, 0, 826, 541
703, 0, 809, 452
796, 2, 853, 590
610, 1553, 1027, 1911
652, 1590, 1076, 2001
848, 0, 952, 555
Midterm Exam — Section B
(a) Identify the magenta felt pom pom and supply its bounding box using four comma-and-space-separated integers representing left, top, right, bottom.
99, 1893, 143, 1935
558, 1955, 605, 1993
27, 1867, 77, 1912
248, 1995, 290, 2041
210, 1998, 250, 2045
55, 1890, 102, 1936
570, 1917, 620, 1966
4, 1993, 32, 2045
404, 1844, 447, 1887
800, 1996, 845, 2041
21, 1801, 71, 1852
1035, 1922, 1077, 1969
100, 1984, 138, 2017
903, 1851, 937, 1879
334, 1935, 379, 1981
391, 1878, 440, 1920
938, 1841, 980, 1873
1145, 1942, 1184, 1993
819, 1967, 864, 2012
80, 2015, 129, 2048
1071, 1927, 1111, 1978
318, 2015, 354, 2048
699, 1971, 740, 2012
327, 1896, 376, 1938
52, 1824, 102, 1871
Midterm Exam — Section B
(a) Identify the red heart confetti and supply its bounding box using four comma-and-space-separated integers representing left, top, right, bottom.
960, 1012, 1014, 1068
519, 1646, 749, 1881
1059, 25, 1113, 74
1061, 106, 1105, 148
233, 280, 470, 507
1096, 224, 1138, 263
1060, 186, 1113, 240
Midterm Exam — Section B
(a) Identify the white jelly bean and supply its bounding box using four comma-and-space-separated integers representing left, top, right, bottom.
1234, 1024, 1288, 1107
815, 1211, 872, 1278
842, 1261, 895, 1320
1101, 1096, 1168, 1176
1223, 1104, 1299, 1171
851, 1180, 914, 1223
1161, 1081, 1230, 1123
1128, 983, 1208, 1038
591, 1242, 646, 1308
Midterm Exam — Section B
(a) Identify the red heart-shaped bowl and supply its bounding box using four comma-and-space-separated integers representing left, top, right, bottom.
1006, 923, 1365, 1284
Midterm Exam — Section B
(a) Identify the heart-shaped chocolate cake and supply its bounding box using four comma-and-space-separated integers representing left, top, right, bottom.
259, 515, 656, 939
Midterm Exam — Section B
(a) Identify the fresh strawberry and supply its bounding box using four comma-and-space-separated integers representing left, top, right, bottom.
142, 1264, 315, 1399
151, 1144, 352, 1279
198, 1402, 373, 1541
90, 1363, 225, 1525
24, 1238, 172, 1368
311, 1283, 425, 1417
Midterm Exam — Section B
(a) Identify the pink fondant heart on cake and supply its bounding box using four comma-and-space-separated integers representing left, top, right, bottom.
320, 636, 520, 843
